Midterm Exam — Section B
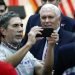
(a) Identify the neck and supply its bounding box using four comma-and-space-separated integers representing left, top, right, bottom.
2, 39, 19, 50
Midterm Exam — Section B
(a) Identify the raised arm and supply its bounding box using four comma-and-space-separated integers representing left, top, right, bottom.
42, 31, 59, 75
4, 26, 43, 67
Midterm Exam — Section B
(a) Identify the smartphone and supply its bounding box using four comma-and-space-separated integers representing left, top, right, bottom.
36, 28, 53, 37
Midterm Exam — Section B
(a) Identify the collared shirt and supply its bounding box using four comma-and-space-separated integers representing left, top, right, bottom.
42, 40, 47, 61
63, 67, 75, 75
0, 42, 41, 75
54, 27, 60, 33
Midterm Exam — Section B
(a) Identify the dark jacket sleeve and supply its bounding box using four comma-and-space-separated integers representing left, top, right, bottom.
54, 42, 75, 75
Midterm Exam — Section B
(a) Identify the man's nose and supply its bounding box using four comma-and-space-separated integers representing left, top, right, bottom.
46, 1, 50, 3
18, 26, 23, 33
45, 18, 49, 22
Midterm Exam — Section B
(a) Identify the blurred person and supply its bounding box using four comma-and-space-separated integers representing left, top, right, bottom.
54, 42, 75, 75
0, 61, 17, 75
35, 0, 58, 13
41, 0, 58, 5
0, 0, 8, 16
0, 11, 57, 75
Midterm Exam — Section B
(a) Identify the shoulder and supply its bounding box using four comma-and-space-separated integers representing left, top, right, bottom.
27, 14, 40, 26
59, 28, 74, 36
63, 66, 75, 75
59, 42, 75, 53
61, 14, 74, 21
29, 14, 40, 20
58, 42, 75, 61
61, 15, 75, 24
0, 44, 7, 52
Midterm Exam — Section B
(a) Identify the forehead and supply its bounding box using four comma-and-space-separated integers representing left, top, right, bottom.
40, 7, 56, 16
8, 17, 22, 25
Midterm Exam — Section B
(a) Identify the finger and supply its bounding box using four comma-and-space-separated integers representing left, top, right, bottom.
36, 31, 42, 35
31, 27, 43, 33
31, 26, 42, 30
51, 33, 59, 38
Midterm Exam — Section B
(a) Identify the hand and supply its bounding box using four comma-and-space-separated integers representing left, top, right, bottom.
27, 26, 43, 45
47, 31, 59, 46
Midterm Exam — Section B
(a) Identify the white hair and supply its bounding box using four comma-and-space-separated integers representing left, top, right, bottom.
40, 3, 61, 17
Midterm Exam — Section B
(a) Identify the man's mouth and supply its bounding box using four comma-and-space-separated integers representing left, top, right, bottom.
16, 35, 23, 39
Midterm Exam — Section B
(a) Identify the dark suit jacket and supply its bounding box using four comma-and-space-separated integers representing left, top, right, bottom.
61, 14, 75, 32
54, 42, 75, 75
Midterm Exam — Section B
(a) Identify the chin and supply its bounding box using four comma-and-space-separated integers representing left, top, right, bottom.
15, 39, 22, 43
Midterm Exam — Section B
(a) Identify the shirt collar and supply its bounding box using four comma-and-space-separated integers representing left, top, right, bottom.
1, 42, 17, 50
54, 27, 60, 33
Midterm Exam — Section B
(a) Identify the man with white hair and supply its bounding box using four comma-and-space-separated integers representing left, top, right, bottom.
22, 3, 75, 70
38, 4, 75, 75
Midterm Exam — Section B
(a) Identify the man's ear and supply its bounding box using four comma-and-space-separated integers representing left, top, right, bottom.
57, 16, 61, 24
0, 27, 6, 36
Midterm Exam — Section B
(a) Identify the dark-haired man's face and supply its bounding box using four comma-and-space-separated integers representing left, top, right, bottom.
41, 0, 58, 5
0, 5, 7, 16
3, 17, 23, 45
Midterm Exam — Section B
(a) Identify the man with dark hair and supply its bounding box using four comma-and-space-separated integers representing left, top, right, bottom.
0, 0, 8, 16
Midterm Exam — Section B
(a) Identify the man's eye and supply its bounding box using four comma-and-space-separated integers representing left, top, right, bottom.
48, 16, 54, 19
21, 24, 23, 27
13, 24, 19, 27
42, 16, 46, 19
13, 24, 23, 27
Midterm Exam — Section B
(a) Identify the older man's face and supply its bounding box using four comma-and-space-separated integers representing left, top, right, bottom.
40, 8, 60, 30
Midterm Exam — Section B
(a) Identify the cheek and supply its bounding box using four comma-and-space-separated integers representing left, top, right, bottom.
7, 29, 16, 37
41, 19, 45, 24
9, 28, 16, 33
8, 31, 14, 37
53, 19, 58, 24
